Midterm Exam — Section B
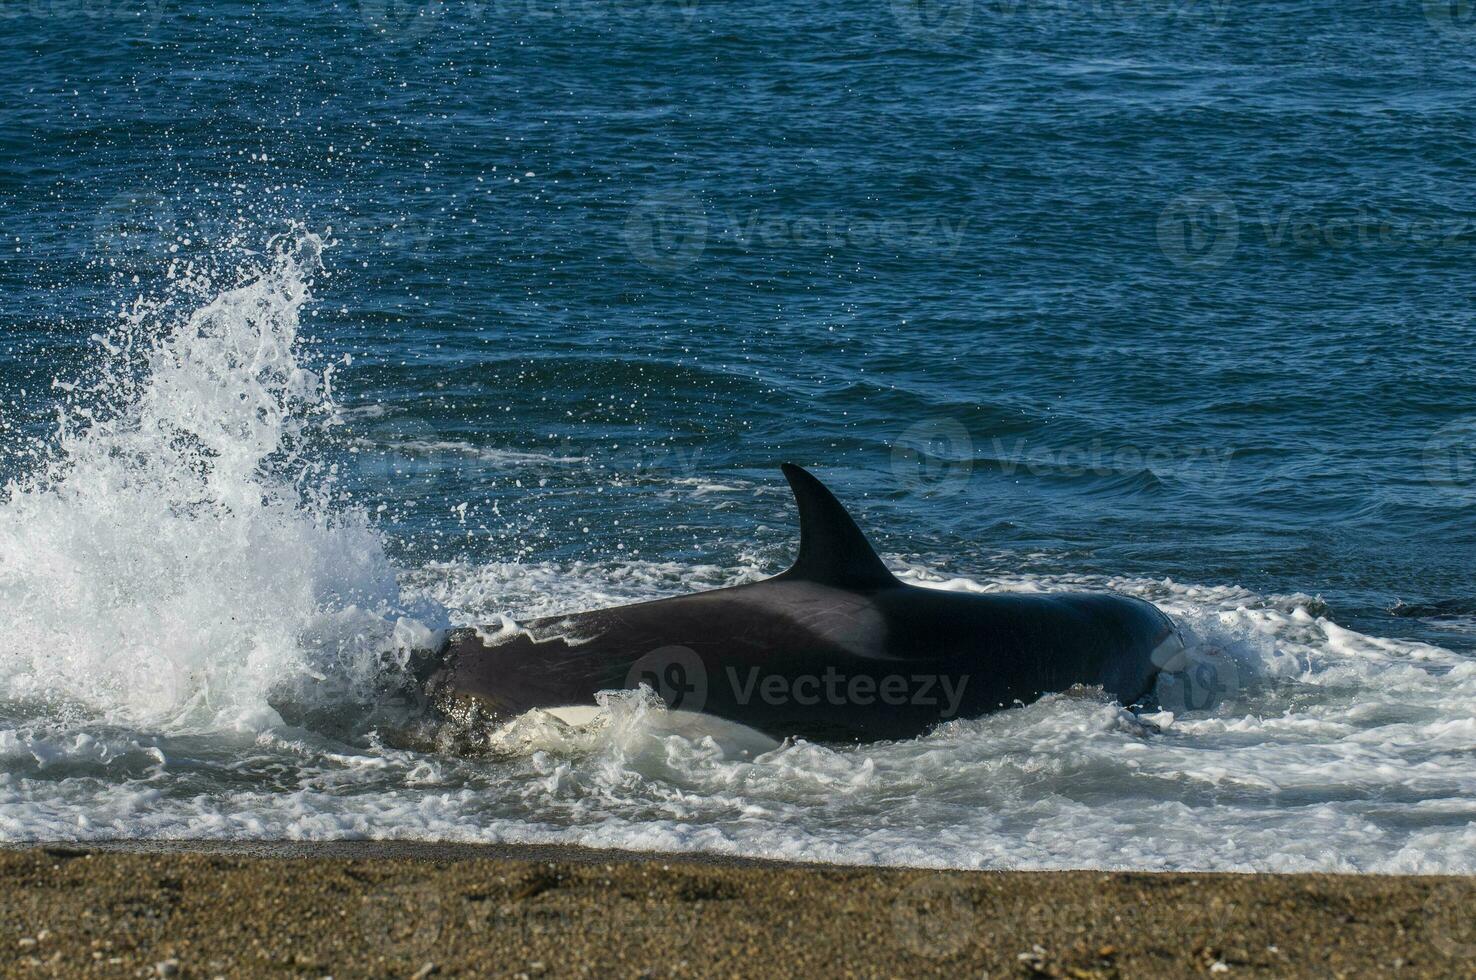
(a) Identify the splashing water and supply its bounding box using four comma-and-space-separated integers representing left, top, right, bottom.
0, 232, 437, 732
0, 232, 1473, 872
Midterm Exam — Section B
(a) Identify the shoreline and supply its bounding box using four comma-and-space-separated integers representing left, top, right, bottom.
9, 836, 1472, 877
1, 842, 1472, 977
5, 838, 806, 870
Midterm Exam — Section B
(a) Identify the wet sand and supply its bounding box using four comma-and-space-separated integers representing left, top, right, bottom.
1, 841, 1473, 978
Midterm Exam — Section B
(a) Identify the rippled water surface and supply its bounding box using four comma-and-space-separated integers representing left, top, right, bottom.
0, 0, 1473, 870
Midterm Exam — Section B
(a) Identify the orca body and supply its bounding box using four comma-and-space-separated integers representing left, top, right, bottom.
423, 464, 1183, 742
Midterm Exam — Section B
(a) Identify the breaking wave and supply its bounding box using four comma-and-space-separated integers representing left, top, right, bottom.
0, 231, 439, 732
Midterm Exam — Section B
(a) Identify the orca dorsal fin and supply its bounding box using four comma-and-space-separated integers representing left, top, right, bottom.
777, 463, 899, 590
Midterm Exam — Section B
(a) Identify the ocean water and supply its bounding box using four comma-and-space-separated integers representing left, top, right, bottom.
0, 0, 1474, 872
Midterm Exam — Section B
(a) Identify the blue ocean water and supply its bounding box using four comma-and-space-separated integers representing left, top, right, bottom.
0, 0, 1473, 871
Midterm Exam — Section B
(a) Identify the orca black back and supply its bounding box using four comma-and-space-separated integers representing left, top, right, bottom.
424, 464, 1183, 741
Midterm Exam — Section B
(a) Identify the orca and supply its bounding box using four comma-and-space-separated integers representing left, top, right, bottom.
420, 463, 1184, 742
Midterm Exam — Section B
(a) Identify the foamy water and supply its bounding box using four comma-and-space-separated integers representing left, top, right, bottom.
0, 242, 1473, 872
0, 234, 438, 731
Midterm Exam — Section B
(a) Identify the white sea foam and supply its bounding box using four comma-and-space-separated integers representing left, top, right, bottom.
0, 232, 437, 732
1, 555, 1474, 870
0, 238, 1472, 871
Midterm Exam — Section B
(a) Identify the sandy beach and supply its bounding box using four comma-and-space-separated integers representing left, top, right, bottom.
1, 842, 1471, 978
